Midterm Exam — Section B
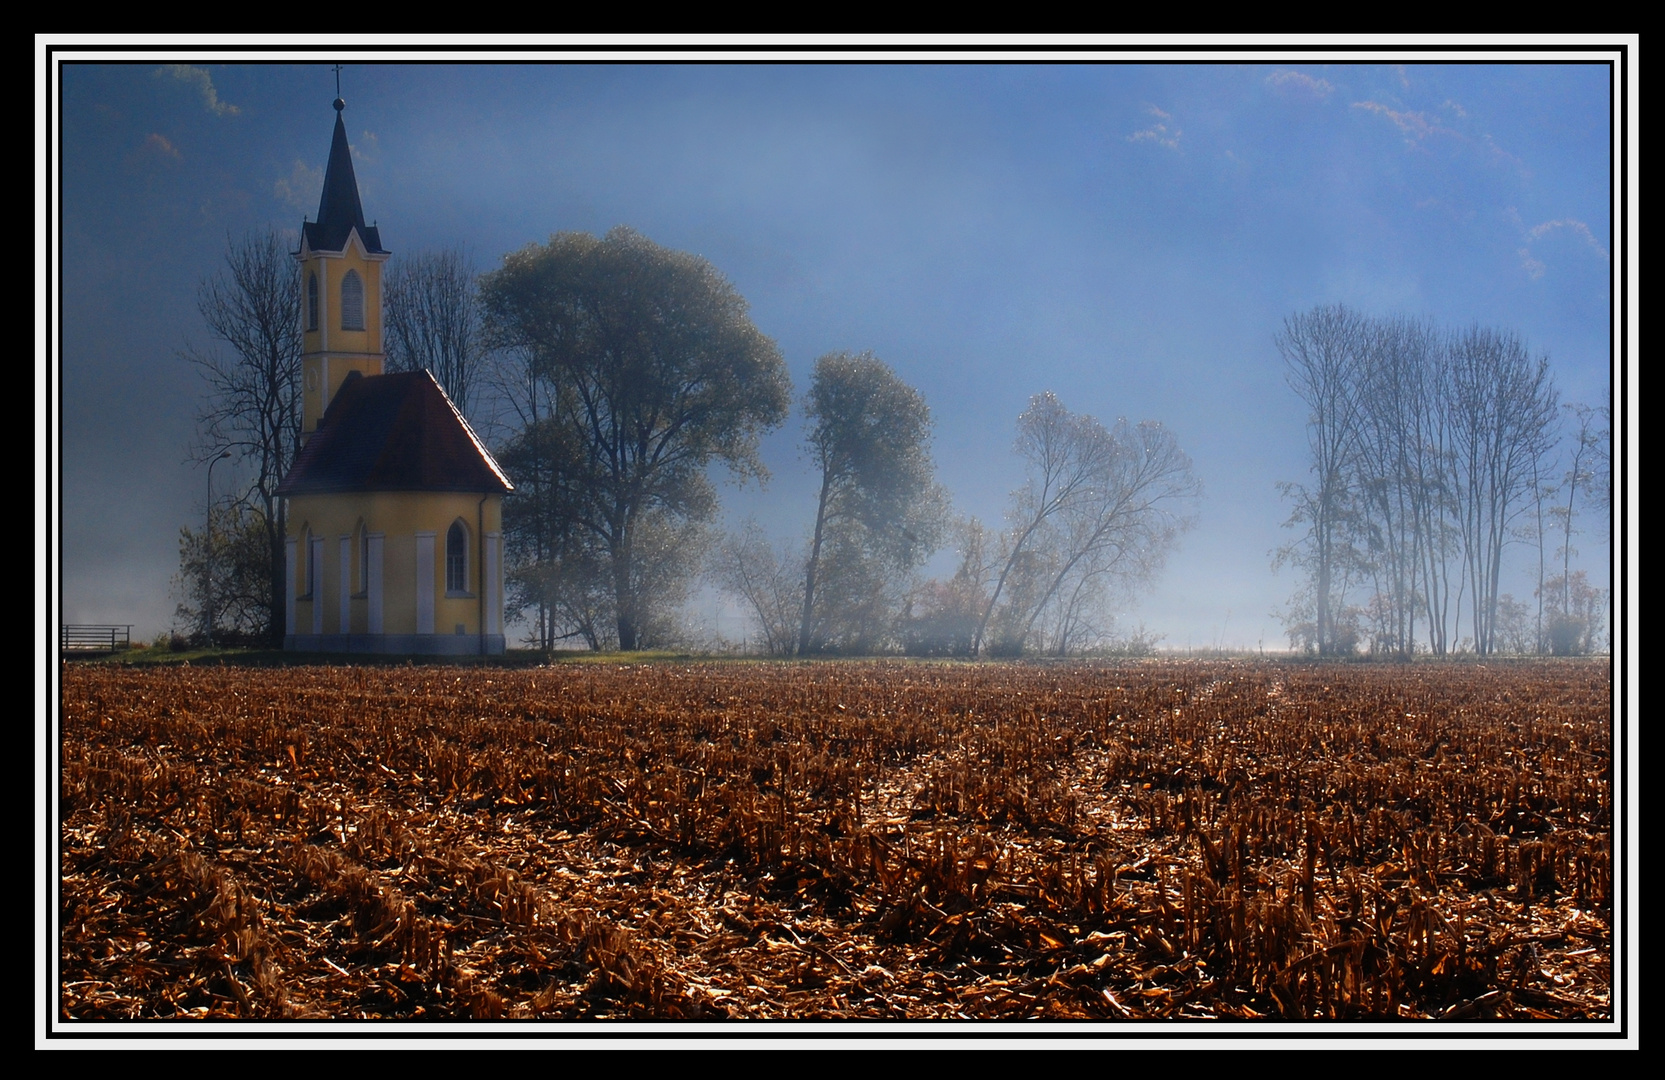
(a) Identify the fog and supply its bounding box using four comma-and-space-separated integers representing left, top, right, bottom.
51, 57, 1624, 652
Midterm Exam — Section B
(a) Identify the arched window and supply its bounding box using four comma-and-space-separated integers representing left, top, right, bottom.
307, 273, 318, 331
446, 520, 469, 595
340, 270, 365, 331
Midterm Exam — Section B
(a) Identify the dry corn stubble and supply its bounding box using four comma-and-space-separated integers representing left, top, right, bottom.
59, 658, 1611, 1021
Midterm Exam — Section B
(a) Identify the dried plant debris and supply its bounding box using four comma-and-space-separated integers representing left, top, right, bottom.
59, 659, 1612, 1021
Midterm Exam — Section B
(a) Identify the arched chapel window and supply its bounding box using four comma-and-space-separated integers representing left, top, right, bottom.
307, 273, 318, 331
341, 270, 365, 331
446, 520, 468, 595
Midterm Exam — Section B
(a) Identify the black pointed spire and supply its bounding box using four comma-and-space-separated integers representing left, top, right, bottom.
301, 99, 386, 254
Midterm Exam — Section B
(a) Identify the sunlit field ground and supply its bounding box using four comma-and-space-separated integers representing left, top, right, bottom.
59, 658, 1611, 1021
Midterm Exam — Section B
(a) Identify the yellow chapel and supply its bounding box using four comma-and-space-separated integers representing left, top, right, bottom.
277, 97, 512, 655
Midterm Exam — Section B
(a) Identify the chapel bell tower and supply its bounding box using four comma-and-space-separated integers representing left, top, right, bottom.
297, 96, 390, 442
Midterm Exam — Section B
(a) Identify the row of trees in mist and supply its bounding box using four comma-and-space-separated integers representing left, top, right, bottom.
480, 229, 1198, 656
1277, 304, 1610, 657
711, 384, 1199, 657
176, 226, 1198, 655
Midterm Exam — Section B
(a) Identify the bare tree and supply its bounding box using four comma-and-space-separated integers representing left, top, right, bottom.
1033, 547, 1115, 656
710, 521, 804, 655
1445, 326, 1559, 655
1587, 404, 1613, 516
1556, 403, 1611, 531
1353, 316, 1440, 657
975, 394, 1198, 656
1526, 441, 1554, 655
973, 393, 1107, 655
1411, 351, 1463, 657
1275, 305, 1369, 656
1492, 593, 1536, 655
180, 229, 302, 644
1276, 308, 1570, 659
1021, 418, 1199, 652
1548, 403, 1606, 636
384, 247, 481, 418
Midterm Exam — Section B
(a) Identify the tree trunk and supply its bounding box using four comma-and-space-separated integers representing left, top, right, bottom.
268, 501, 286, 645
797, 471, 834, 656
613, 522, 637, 651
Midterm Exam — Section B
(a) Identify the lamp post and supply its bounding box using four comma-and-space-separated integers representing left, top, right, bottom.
204, 450, 232, 646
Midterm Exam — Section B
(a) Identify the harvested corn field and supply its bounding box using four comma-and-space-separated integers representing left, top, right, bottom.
58, 659, 1613, 1022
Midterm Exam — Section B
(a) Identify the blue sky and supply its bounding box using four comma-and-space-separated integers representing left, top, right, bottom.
50, 55, 1626, 649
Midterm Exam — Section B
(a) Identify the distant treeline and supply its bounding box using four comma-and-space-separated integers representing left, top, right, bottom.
1276, 304, 1609, 657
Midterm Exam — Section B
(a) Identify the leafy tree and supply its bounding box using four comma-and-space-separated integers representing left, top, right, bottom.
180, 229, 303, 644
1492, 593, 1536, 655
623, 511, 715, 649
899, 517, 994, 657
1540, 571, 1608, 656
496, 407, 611, 649
797, 352, 948, 655
170, 502, 274, 645
479, 227, 791, 650
1278, 583, 1363, 656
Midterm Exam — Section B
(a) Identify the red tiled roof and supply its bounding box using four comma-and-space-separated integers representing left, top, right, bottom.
278, 371, 512, 495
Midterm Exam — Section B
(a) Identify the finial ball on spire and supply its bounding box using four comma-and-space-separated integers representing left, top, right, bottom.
334, 97, 346, 112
